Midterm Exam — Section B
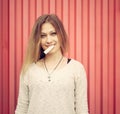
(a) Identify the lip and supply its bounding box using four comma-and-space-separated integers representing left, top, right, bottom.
45, 44, 56, 47
44, 44, 55, 50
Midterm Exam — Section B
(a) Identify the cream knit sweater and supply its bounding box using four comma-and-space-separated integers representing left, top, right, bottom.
15, 59, 89, 114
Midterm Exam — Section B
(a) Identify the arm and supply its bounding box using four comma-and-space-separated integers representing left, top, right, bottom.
15, 72, 29, 114
74, 64, 89, 114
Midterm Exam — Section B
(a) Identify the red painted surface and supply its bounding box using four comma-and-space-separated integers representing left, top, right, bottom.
0, 0, 120, 114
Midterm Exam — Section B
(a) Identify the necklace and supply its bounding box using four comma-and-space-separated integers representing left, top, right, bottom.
43, 56, 63, 81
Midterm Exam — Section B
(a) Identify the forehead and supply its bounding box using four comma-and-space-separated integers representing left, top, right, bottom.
41, 22, 56, 33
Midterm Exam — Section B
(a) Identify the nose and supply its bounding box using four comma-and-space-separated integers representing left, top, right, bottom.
46, 35, 52, 43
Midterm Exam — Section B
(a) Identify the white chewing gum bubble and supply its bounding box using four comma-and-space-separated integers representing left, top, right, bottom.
44, 45, 55, 54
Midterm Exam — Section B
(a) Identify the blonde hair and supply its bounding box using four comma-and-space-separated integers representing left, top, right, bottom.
21, 14, 69, 75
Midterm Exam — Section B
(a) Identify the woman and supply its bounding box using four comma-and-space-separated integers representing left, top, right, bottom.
15, 14, 89, 114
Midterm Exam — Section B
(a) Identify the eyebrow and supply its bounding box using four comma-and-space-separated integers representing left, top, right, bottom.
41, 31, 56, 34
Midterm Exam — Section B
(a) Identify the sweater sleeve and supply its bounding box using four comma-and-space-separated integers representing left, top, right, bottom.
15, 72, 29, 114
74, 64, 89, 114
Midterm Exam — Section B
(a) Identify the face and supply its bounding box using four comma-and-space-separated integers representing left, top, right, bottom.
40, 22, 61, 55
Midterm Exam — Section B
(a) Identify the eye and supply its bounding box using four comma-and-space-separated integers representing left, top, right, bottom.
41, 34, 46, 38
51, 32, 57, 36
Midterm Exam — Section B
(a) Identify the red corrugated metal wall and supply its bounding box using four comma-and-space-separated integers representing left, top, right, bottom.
0, 0, 120, 114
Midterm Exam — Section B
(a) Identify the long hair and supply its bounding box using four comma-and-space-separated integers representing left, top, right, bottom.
21, 14, 69, 75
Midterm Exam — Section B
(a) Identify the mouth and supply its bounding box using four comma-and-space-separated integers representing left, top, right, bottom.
45, 42, 56, 49
44, 45, 55, 54
46, 43, 56, 47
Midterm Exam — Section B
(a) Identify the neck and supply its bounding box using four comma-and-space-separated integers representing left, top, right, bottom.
44, 51, 63, 62
44, 51, 63, 70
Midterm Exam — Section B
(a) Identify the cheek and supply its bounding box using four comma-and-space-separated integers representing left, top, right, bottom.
40, 40, 45, 49
41, 39, 46, 45
55, 36, 60, 44
56, 41, 61, 49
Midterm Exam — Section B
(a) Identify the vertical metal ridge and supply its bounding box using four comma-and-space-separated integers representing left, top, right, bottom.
81, 0, 83, 62
61, 0, 63, 21
101, 0, 103, 113
115, 0, 120, 113
87, 0, 90, 111
74, 0, 76, 59
108, 0, 114, 114
76, 0, 82, 61
21, 0, 23, 63
41, 0, 43, 14
14, 0, 17, 111
48, 0, 50, 13
113, 0, 116, 114
8, 0, 10, 112
35, 0, 37, 18
107, 0, 109, 113
94, 0, 97, 112
2, 0, 9, 113
54, 0, 56, 14
68, 0, 70, 57
0, 0, 3, 114
28, 0, 30, 34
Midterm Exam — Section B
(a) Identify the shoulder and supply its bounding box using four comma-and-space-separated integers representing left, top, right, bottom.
21, 62, 37, 77
69, 59, 87, 77
22, 59, 44, 77
20, 62, 38, 84
27, 62, 37, 72
28, 58, 44, 70
70, 59, 85, 70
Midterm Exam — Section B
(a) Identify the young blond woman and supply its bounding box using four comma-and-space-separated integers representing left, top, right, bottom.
15, 14, 89, 114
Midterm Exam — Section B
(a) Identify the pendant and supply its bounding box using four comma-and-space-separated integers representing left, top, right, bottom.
48, 75, 51, 81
